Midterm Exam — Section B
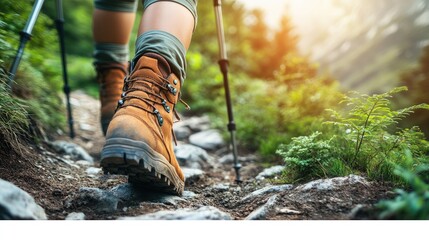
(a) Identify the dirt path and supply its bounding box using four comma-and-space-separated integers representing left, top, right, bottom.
0, 91, 394, 220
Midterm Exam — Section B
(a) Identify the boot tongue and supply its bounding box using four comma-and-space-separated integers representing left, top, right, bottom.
143, 53, 171, 78
126, 54, 170, 109
130, 53, 171, 87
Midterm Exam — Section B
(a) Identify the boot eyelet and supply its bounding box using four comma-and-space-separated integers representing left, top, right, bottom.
173, 79, 178, 85
161, 99, 171, 113
118, 99, 124, 106
121, 92, 126, 98
167, 84, 177, 95
153, 109, 163, 126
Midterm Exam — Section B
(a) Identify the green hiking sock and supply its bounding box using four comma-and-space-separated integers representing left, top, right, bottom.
94, 43, 129, 64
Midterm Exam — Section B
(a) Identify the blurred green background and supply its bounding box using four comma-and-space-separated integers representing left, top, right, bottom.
1, 0, 429, 220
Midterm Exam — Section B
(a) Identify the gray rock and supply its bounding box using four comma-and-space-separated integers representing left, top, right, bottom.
255, 165, 285, 180
175, 116, 211, 132
218, 153, 258, 164
174, 144, 212, 169
79, 123, 94, 131
245, 195, 279, 220
86, 167, 102, 176
173, 126, 192, 140
241, 184, 293, 202
0, 179, 47, 220
189, 129, 225, 150
146, 194, 186, 206
109, 183, 186, 206
119, 206, 232, 220
295, 175, 369, 191
218, 154, 234, 164
65, 212, 85, 220
278, 207, 302, 215
182, 191, 197, 200
182, 168, 205, 182
60, 174, 76, 180
109, 183, 140, 202
50, 140, 94, 163
210, 183, 230, 192
76, 160, 92, 166
73, 187, 119, 213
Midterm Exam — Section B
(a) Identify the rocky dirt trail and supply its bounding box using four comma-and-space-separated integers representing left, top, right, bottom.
0, 91, 394, 220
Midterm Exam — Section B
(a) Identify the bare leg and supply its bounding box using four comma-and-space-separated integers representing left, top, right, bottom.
93, 9, 135, 45
138, 2, 194, 50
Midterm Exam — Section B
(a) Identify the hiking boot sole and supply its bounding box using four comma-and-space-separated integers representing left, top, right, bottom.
100, 138, 184, 196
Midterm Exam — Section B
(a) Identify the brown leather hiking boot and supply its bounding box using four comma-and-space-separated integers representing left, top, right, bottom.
95, 62, 128, 135
100, 53, 185, 195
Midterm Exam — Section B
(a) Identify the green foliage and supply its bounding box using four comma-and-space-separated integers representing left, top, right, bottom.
230, 54, 341, 158
276, 132, 351, 182
0, 71, 29, 148
377, 158, 429, 220
0, 0, 65, 134
67, 55, 98, 98
326, 87, 429, 181
278, 86, 429, 183
42, 0, 94, 57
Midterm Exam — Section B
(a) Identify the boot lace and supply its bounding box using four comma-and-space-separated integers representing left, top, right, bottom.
116, 66, 190, 129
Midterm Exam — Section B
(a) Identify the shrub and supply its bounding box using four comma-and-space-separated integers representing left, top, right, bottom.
326, 87, 429, 182
278, 86, 429, 184
276, 132, 351, 182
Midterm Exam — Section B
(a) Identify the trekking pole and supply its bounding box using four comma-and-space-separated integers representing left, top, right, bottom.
7, 0, 75, 138
55, 0, 75, 138
213, 0, 241, 183
8, 0, 45, 88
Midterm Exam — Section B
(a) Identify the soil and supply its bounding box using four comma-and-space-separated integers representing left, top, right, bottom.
0, 91, 395, 220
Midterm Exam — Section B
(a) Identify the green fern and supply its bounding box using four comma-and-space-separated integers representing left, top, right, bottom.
325, 87, 429, 173
277, 87, 429, 184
